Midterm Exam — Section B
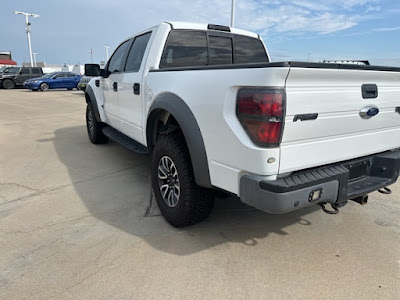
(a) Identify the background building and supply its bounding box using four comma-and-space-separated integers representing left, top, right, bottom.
0, 51, 17, 66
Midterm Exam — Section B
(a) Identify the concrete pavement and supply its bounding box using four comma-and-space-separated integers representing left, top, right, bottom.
0, 89, 399, 299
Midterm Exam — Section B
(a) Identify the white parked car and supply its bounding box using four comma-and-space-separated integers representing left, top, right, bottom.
84, 22, 400, 226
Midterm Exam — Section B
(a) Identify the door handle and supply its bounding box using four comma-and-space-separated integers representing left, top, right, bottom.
362, 84, 378, 99
133, 83, 140, 95
113, 82, 118, 92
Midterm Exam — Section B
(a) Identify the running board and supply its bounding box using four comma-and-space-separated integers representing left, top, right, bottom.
102, 126, 148, 155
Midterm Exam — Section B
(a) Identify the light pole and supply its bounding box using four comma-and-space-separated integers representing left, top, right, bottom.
33, 52, 38, 66
308, 52, 311, 62
104, 46, 110, 61
231, 0, 236, 27
90, 49, 93, 63
14, 11, 39, 67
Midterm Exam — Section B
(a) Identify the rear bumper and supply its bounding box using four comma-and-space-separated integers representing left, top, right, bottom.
239, 149, 400, 214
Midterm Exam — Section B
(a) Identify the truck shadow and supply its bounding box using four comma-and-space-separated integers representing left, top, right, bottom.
49, 125, 320, 256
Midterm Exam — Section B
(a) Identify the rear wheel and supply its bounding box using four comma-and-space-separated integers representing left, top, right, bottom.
152, 134, 214, 227
86, 102, 109, 144
2, 79, 15, 89
40, 83, 49, 91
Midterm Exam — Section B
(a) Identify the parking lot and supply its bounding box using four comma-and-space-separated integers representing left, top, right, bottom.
0, 89, 399, 299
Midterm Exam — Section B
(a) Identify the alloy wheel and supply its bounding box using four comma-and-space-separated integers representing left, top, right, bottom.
157, 156, 180, 207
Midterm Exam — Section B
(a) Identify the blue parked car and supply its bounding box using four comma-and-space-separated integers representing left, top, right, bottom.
23, 72, 81, 91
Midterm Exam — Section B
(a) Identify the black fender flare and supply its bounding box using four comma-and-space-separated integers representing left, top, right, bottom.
147, 93, 212, 188
85, 85, 101, 122
2, 77, 16, 85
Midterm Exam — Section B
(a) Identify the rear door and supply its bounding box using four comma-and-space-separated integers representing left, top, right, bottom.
279, 67, 400, 174
31, 68, 42, 79
118, 31, 152, 144
63, 73, 78, 88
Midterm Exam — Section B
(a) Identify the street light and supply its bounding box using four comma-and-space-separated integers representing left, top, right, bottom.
231, 0, 236, 27
33, 52, 38, 67
13, 11, 40, 67
104, 46, 110, 61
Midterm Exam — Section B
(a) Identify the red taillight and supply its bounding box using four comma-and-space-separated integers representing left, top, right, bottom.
236, 89, 285, 147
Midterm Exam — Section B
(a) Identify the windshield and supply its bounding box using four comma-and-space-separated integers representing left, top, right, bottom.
1, 67, 20, 74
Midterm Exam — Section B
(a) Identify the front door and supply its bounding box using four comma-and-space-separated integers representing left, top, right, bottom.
101, 39, 131, 130
50, 73, 65, 88
16, 68, 31, 85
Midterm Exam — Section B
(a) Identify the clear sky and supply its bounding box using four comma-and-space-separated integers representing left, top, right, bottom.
2, 0, 400, 66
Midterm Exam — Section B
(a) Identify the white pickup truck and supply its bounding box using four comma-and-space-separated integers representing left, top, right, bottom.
84, 22, 400, 227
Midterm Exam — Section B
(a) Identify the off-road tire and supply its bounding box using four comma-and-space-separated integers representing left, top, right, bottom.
86, 102, 109, 144
152, 134, 214, 227
2, 79, 15, 89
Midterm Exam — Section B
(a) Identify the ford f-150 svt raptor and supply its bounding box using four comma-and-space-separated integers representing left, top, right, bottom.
84, 22, 400, 227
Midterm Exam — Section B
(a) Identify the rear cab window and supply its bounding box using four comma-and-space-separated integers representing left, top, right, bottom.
160, 29, 268, 68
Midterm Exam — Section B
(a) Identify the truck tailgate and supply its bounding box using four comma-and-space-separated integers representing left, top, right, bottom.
280, 67, 400, 174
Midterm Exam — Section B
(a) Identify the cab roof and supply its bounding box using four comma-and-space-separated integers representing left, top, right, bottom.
164, 21, 259, 39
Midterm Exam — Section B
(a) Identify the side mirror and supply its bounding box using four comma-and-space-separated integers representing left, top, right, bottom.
85, 64, 101, 76
51, 76, 57, 79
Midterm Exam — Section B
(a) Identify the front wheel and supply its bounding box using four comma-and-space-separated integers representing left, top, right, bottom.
86, 102, 109, 144
152, 134, 214, 227
2, 79, 15, 89
40, 83, 49, 91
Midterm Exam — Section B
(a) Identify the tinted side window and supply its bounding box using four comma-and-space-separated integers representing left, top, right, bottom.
234, 35, 269, 64
209, 36, 233, 65
107, 40, 130, 73
32, 68, 41, 74
65, 73, 76, 78
160, 31, 208, 68
125, 32, 151, 72
20, 68, 30, 75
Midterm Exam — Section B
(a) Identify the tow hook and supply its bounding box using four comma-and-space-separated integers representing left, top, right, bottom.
378, 187, 392, 194
350, 195, 368, 205
318, 203, 339, 214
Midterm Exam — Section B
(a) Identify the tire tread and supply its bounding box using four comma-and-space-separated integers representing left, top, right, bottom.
152, 134, 214, 227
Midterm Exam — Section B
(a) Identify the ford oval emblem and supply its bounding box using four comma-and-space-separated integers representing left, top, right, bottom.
360, 105, 379, 119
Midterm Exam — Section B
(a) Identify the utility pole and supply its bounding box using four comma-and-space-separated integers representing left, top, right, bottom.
90, 49, 93, 63
33, 53, 38, 66
104, 46, 110, 61
308, 52, 311, 62
231, 0, 236, 27
14, 11, 39, 67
